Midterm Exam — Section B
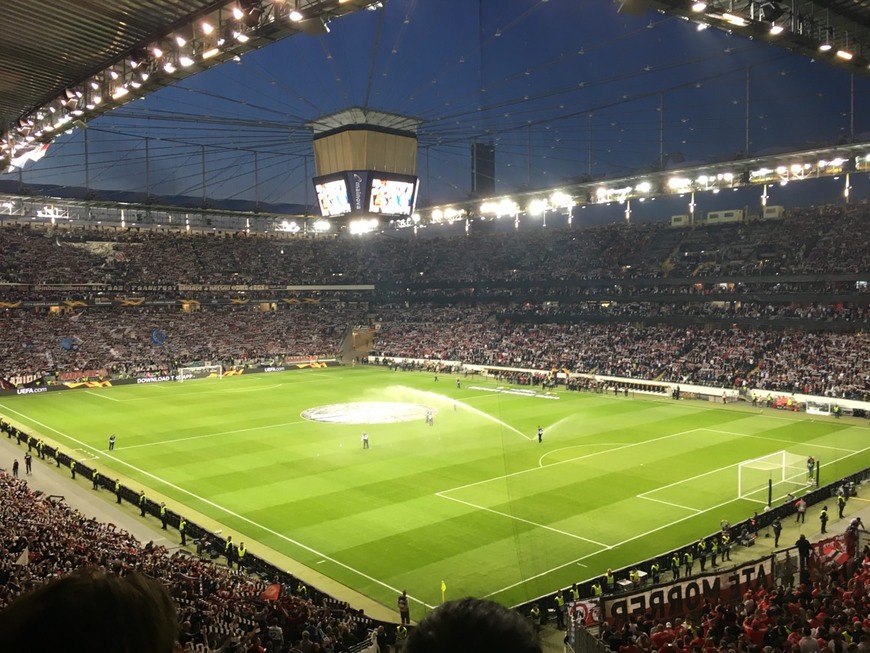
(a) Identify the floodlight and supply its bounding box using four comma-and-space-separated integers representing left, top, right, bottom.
722, 13, 747, 26
819, 28, 833, 51
179, 56, 195, 67
836, 50, 853, 60
550, 191, 573, 207
691, 2, 706, 11
202, 48, 220, 59
769, 24, 783, 35
527, 199, 548, 215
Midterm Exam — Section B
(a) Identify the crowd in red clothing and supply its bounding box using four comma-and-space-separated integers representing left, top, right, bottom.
0, 471, 376, 653
599, 553, 870, 653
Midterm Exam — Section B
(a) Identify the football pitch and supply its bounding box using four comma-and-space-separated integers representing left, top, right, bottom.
1, 366, 868, 612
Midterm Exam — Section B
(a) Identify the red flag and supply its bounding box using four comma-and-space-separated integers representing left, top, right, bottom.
260, 583, 281, 602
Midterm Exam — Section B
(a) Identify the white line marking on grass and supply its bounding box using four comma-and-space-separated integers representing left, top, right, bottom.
441, 429, 703, 495
538, 444, 629, 468
637, 457, 749, 498
457, 393, 504, 401
0, 402, 437, 611
435, 491, 612, 549
637, 496, 701, 513
704, 429, 858, 452
118, 420, 309, 451
125, 383, 285, 401
221, 383, 283, 393
483, 442, 870, 601
85, 390, 121, 402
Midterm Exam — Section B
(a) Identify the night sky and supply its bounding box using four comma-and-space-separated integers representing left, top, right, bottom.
2, 0, 868, 210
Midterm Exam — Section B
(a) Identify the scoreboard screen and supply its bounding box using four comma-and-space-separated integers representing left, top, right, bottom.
314, 176, 352, 217
313, 171, 418, 218
367, 175, 418, 216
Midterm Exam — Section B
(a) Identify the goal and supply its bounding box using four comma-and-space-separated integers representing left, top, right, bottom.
737, 450, 807, 505
176, 364, 223, 382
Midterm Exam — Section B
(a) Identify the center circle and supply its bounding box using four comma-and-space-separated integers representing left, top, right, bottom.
301, 401, 437, 424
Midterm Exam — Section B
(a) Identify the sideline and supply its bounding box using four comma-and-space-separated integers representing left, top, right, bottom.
0, 404, 412, 622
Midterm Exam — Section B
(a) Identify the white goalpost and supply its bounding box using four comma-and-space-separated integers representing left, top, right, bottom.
176, 364, 223, 382
737, 450, 807, 505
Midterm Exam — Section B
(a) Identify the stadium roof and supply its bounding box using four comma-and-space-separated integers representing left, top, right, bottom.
0, 0, 382, 167
632, 0, 870, 74
0, 1, 224, 135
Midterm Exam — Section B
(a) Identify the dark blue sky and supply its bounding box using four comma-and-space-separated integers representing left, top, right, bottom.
3, 0, 867, 209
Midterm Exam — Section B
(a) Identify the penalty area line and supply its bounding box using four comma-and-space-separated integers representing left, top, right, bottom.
0, 402, 437, 611
637, 495, 701, 513
702, 428, 858, 453
484, 441, 870, 601
441, 428, 703, 495
118, 419, 310, 451
435, 491, 612, 549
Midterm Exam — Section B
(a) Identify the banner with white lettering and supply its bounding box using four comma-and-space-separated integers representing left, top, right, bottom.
568, 599, 601, 627
602, 557, 773, 624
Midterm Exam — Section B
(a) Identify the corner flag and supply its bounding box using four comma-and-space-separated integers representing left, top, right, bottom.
440, 580, 447, 603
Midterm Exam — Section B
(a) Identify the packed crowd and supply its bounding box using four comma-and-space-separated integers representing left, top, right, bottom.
0, 305, 363, 382
1, 204, 870, 288
0, 299, 868, 398
371, 309, 870, 399
597, 552, 870, 653
0, 201, 867, 396
0, 471, 377, 652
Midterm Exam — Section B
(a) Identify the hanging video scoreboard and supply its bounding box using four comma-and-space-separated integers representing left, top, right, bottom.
313, 171, 419, 218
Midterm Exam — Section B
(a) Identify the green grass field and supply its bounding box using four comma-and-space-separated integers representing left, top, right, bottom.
1, 366, 868, 612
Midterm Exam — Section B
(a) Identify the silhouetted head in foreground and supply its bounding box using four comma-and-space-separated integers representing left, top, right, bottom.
404, 597, 542, 653
0, 566, 178, 653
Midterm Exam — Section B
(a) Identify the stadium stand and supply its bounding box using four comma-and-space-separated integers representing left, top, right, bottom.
0, 467, 382, 653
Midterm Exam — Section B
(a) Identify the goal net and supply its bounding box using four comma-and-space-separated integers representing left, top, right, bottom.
737, 450, 807, 505
176, 364, 223, 383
